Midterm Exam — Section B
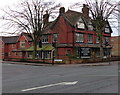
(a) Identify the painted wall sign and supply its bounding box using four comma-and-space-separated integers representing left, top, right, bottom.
78, 47, 91, 58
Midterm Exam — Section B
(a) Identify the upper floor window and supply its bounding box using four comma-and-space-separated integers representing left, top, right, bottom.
88, 34, 93, 43
2, 53, 4, 56
96, 36, 99, 43
88, 22, 93, 31
42, 35, 48, 43
104, 36, 109, 43
53, 34, 57, 42
12, 44, 14, 48
20, 41, 25, 48
77, 18, 85, 29
8, 52, 11, 56
76, 33, 84, 43
105, 24, 110, 33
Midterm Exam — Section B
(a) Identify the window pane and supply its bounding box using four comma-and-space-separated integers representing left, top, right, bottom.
20, 41, 25, 48
76, 33, 84, 43
96, 36, 99, 43
88, 21, 93, 31
53, 34, 57, 42
104, 37, 109, 43
42, 35, 48, 43
88, 25, 93, 31
88, 35, 93, 43
105, 28, 110, 33
76, 33, 79, 42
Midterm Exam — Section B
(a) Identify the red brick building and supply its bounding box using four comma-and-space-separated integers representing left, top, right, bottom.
111, 36, 120, 57
1, 5, 112, 60
0, 33, 32, 60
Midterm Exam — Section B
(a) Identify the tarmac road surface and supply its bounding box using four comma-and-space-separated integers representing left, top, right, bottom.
2, 61, 119, 93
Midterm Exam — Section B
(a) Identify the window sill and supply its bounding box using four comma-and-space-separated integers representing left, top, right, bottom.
76, 42, 84, 43
42, 42, 49, 44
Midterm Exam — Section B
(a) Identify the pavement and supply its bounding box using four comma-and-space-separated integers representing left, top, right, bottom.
2, 60, 118, 66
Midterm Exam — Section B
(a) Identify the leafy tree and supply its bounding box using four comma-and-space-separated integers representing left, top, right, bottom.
1, 0, 60, 59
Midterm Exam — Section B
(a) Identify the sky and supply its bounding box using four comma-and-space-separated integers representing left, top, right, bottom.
0, 0, 119, 36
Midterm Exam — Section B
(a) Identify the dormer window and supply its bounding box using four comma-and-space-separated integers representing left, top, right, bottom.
105, 24, 110, 33
77, 18, 85, 29
20, 41, 25, 48
88, 22, 93, 31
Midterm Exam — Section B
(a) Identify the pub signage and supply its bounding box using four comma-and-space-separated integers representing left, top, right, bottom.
78, 47, 91, 58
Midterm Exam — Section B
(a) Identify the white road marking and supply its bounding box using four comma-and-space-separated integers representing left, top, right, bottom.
21, 81, 78, 92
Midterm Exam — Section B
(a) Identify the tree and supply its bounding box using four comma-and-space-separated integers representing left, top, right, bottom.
85, 0, 119, 59
71, 0, 119, 59
1, 0, 60, 59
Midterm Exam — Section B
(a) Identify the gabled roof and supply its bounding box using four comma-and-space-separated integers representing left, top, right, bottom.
64, 10, 82, 25
43, 9, 112, 35
63, 10, 91, 28
20, 32, 33, 41
2, 36, 19, 44
106, 21, 113, 33
43, 9, 90, 34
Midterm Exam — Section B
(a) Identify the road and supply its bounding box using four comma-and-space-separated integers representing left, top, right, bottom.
2, 61, 119, 93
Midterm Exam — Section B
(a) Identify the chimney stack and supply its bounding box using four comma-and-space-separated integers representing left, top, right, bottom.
43, 11, 49, 25
59, 7, 65, 14
82, 4, 89, 18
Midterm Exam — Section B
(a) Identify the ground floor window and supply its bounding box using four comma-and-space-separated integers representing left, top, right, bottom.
20, 52, 22, 56
8, 52, 11, 56
92, 48, 100, 57
43, 51, 51, 59
104, 48, 111, 57
36, 51, 42, 59
28, 52, 33, 58
15, 52, 18, 56
96, 49, 100, 57
27, 50, 53, 59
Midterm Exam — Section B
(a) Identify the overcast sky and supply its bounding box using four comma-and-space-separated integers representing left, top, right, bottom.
0, 0, 119, 36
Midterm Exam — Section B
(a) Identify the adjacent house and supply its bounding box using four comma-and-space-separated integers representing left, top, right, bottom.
1, 36, 19, 59
1, 5, 113, 60
111, 36, 120, 57
0, 33, 33, 60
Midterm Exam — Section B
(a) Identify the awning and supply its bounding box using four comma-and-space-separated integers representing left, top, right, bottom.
24, 45, 54, 51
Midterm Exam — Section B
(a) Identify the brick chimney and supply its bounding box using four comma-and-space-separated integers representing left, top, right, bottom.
82, 4, 89, 18
43, 11, 49, 25
59, 7, 65, 14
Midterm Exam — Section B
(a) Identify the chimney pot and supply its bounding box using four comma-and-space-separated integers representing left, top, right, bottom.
82, 4, 89, 18
59, 7, 65, 14
43, 11, 49, 25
